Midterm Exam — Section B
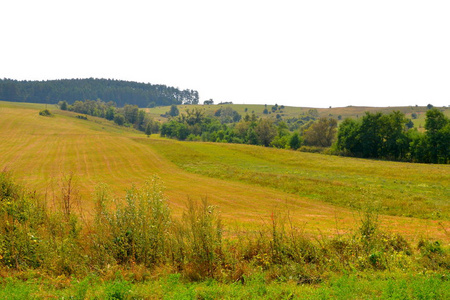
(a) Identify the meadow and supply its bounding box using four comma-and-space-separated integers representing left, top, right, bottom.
0, 101, 449, 298
145, 103, 449, 125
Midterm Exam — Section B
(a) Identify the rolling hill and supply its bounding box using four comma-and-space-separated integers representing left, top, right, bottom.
0, 101, 448, 243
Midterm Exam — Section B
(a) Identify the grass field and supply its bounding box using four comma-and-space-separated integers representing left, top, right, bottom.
1, 101, 450, 298
0, 101, 448, 243
145, 103, 450, 126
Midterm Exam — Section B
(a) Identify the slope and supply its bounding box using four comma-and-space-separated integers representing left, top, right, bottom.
0, 101, 448, 242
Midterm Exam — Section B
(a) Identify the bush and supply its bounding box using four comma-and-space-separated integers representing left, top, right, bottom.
0, 171, 448, 285
172, 198, 223, 280
93, 177, 171, 267
298, 146, 327, 153
39, 109, 53, 117
0, 171, 45, 269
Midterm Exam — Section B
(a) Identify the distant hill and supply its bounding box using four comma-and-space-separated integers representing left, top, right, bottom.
0, 78, 199, 107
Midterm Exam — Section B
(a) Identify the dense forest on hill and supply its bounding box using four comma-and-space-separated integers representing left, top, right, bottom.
0, 78, 199, 107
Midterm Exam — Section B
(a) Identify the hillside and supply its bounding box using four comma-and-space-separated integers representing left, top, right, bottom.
147, 103, 450, 128
0, 101, 448, 242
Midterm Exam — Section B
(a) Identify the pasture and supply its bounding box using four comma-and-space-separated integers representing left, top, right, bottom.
145, 102, 449, 126
0, 101, 448, 242
1, 101, 450, 298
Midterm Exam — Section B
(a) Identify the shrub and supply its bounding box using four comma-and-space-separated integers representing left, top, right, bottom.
0, 171, 45, 269
298, 146, 327, 153
39, 109, 53, 117
173, 198, 223, 280
93, 177, 171, 267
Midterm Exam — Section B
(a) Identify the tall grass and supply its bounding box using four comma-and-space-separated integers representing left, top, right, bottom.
0, 171, 448, 285
92, 177, 171, 267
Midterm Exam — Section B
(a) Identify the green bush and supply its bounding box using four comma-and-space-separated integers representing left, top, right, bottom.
0, 171, 448, 288
93, 177, 171, 267
38, 109, 53, 116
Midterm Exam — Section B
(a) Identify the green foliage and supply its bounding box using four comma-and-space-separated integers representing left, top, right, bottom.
94, 177, 171, 267
289, 132, 301, 150
168, 104, 180, 117
336, 110, 449, 163
214, 107, 241, 124
104, 277, 132, 300
424, 108, 450, 163
0, 78, 199, 106
113, 114, 125, 126
0, 171, 448, 297
38, 109, 52, 116
0, 171, 45, 269
172, 198, 223, 280
68, 98, 158, 132
58, 100, 68, 110
105, 106, 115, 120
122, 104, 139, 124
69, 99, 115, 117
303, 117, 337, 147
145, 123, 152, 137
255, 118, 277, 147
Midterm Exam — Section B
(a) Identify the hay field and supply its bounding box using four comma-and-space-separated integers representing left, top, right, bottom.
0, 101, 448, 242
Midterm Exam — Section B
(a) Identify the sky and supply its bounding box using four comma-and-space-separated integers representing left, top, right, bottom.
1, 0, 450, 108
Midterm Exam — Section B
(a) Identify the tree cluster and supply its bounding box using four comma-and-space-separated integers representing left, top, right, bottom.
0, 78, 199, 107
161, 108, 305, 149
336, 109, 449, 163
62, 99, 159, 134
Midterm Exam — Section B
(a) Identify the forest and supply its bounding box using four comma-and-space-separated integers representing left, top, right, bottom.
0, 78, 199, 107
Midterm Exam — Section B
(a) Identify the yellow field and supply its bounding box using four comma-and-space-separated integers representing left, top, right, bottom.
1, 101, 449, 243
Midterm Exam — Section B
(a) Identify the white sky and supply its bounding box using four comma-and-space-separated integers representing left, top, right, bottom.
1, 0, 450, 108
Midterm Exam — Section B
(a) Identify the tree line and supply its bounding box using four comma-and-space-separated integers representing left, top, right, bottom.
60, 99, 160, 135
60, 98, 449, 164
0, 78, 199, 107
160, 104, 449, 164
336, 109, 449, 164
160, 106, 336, 150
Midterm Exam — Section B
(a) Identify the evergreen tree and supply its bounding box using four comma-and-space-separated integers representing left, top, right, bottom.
145, 123, 152, 137
289, 132, 301, 150
59, 100, 68, 110
168, 104, 179, 117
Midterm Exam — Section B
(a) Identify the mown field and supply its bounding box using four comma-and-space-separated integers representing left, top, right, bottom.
1, 101, 449, 238
1, 101, 449, 298
1, 101, 449, 240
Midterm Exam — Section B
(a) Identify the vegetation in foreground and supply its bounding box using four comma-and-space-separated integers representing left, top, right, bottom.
0, 171, 448, 298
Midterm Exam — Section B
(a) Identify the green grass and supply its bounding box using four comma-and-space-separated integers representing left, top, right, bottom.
1, 101, 450, 298
1, 100, 449, 241
1, 272, 448, 299
146, 103, 450, 126
148, 139, 450, 221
